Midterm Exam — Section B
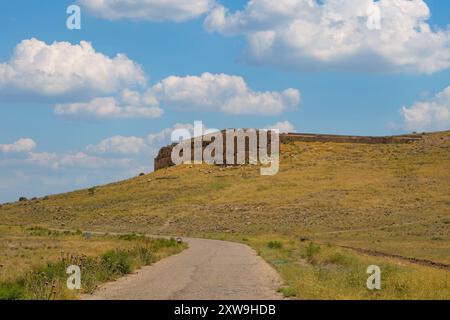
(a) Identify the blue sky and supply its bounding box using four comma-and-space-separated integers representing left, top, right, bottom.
0, 0, 449, 202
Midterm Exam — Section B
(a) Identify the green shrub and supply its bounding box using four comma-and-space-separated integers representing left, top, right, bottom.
278, 286, 296, 298
303, 242, 321, 264
267, 241, 283, 249
0, 281, 26, 300
101, 250, 132, 275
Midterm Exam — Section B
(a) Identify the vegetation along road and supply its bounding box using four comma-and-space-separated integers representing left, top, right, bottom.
83, 237, 283, 300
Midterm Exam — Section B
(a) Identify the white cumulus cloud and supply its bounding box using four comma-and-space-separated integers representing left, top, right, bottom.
401, 87, 450, 131
54, 90, 163, 119
78, 0, 215, 22
87, 136, 148, 155
0, 138, 36, 153
204, 0, 450, 74
265, 121, 296, 133
150, 72, 300, 115
27, 151, 131, 170
85, 123, 194, 158
0, 38, 146, 98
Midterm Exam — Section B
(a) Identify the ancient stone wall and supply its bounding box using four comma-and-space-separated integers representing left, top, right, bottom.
154, 131, 422, 171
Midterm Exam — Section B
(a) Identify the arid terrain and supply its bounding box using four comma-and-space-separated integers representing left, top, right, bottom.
1, 131, 449, 299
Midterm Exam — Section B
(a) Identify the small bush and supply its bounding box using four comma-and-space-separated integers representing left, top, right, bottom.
0, 281, 26, 300
278, 286, 296, 298
101, 250, 132, 275
303, 242, 321, 264
19, 197, 28, 202
267, 241, 283, 249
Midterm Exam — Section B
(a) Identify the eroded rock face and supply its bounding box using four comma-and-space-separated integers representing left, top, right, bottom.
154, 131, 422, 171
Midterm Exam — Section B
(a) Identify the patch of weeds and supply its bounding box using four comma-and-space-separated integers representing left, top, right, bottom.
101, 250, 132, 275
118, 233, 142, 241
0, 238, 185, 300
345, 270, 364, 288
302, 242, 321, 264
0, 281, 26, 300
26, 226, 67, 237
267, 241, 283, 249
135, 246, 155, 265
324, 252, 355, 266
278, 286, 297, 298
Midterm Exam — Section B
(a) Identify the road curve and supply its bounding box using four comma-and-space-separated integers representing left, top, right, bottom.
83, 237, 283, 300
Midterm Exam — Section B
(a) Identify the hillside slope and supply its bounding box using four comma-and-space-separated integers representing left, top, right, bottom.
1, 131, 449, 265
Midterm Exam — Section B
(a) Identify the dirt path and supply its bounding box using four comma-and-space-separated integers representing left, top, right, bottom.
83, 237, 283, 300
330, 243, 450, 270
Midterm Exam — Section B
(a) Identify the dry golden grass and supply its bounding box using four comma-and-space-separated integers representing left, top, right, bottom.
0, 225, 137, 282
0, 225, 187, 299
0, 131, 448, 299
207, 233, 450, 300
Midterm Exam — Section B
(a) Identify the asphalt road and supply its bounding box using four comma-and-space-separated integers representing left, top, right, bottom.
83, 237, 283, 300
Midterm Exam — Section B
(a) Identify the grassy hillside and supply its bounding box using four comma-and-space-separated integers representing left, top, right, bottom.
1, 131, 449, 299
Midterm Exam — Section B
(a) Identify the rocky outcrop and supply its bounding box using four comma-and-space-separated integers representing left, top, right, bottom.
154, 131, 422, 171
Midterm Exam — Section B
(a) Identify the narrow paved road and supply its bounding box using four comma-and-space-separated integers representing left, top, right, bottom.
83, 237, 283, 300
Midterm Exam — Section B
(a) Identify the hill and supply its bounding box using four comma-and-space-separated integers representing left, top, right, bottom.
1, 130, 449, 299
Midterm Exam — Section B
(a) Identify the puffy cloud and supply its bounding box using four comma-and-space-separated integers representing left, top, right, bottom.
401, 87, 450, 131
150, 72, 300, 115
0, 138, 36, 153
54, 92, 163, 119
0, 38, 146, 98
56, 71, 300, 118
78, 0, 215, 22
87, 136, 148, 155
0, 127, 182, 201
0, 38, 300, 119
147, 123, 194, 144
27, 151, 131, 170
86, 123, 194, 157
204, 0, 450, 74
265, 121, 296, 133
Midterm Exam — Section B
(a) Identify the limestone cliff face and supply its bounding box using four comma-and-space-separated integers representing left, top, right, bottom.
154, 131, 422, 171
